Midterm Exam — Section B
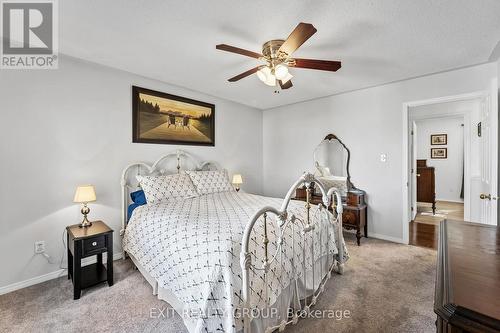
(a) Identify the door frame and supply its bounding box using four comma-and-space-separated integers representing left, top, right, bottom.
401, 91, 491, 244
410, 120, 418, 220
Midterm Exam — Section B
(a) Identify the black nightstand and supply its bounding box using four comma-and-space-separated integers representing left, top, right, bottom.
66, 221, 114, 300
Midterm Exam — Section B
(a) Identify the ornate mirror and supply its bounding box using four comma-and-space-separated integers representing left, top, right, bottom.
313, 133, 354, 197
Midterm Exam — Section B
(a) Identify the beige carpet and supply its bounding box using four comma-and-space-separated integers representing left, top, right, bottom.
0, 235, 437, 333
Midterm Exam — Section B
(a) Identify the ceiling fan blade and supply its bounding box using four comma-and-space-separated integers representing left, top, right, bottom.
292, 58, 341, 72
228, 67, 261, 82
278, 22, 317, 56
279, 80, 293, 89
216, 44, 262, 59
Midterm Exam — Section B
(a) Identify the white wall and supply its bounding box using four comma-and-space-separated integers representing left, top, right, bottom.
263, 62, 497, 242
415, 117, 464, 202
0, 57, 497, 290
0, 55, 263, 289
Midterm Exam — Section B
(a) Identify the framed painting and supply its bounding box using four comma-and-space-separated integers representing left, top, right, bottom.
132, 86, 215, 146
431, 148, 447, 159
430, 134, 447, 145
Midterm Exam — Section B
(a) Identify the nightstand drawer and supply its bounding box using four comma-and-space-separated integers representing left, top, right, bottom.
82, 235, 106, 256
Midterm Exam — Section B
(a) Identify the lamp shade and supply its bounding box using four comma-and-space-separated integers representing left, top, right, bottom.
232, 174, 243, 185
73, 185, 96, 203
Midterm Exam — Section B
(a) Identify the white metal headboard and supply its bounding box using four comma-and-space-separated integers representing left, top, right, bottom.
120, 149, 218, 235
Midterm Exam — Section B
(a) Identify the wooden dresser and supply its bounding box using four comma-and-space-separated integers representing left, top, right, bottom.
293, 189, 367, 246
417, 159, 436, 214
435, 220, 500, 332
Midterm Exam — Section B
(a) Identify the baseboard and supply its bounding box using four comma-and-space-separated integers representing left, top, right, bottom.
0, 252, 123, 296
435, 198, 464, 203
0, 269, 67, 296
369, 232, 406, 244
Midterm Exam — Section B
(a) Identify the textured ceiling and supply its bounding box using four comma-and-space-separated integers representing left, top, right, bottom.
58, 0, 500, 109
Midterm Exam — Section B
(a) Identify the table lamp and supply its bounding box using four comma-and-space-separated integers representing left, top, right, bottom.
232, 174, 243, 192
73, 185, 96, 228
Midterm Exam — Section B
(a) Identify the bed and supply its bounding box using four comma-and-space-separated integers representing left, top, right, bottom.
120, 150, 347, 333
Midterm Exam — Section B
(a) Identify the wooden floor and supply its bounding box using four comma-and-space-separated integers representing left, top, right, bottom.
409, 222, 439, 249
413, 201, 464, 225
409, 201, 464, 249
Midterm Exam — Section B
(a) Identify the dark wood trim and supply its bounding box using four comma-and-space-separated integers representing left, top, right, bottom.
132, 86, 215, 146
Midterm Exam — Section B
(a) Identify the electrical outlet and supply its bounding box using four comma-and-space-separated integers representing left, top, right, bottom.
34, 241, 45, 254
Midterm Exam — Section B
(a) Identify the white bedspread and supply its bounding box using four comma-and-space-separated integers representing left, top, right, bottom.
123, 191, 347, 333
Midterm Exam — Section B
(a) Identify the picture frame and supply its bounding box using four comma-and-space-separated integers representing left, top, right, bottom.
132, 86, 215, 146
430, 134, 447, 145
431, 148, 447, 159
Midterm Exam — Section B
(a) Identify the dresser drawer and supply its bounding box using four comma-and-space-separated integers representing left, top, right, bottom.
347, 190, 365, 206
82, 235, 106, 256
343, 210, 358, 226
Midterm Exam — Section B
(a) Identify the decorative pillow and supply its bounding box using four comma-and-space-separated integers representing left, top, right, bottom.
136, 173, 197, 204
186, 170, 234, 195
130, 189, 147, 205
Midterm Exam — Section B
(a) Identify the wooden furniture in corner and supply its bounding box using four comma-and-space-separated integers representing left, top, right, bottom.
416, 159, 436, 215
435, 220, 500, 332
293, 189, 367, 246
67, 221, 114, 300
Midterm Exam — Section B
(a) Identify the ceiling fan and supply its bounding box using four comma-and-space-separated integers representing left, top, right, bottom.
216, 22, 341, 90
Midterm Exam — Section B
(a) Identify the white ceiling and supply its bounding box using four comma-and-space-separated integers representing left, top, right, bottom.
59, 0, 500, 109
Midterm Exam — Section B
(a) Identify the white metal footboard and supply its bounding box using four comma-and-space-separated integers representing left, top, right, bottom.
240, 173, 345, 333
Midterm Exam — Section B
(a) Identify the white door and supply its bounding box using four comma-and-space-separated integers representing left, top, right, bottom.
478, 81, 498, 225
411, 121, 418, 220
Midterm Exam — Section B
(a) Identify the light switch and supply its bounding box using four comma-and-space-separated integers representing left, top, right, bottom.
380, 154, 387, 162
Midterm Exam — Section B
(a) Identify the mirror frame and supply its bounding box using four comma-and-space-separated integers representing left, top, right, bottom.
314, 133, 355, 191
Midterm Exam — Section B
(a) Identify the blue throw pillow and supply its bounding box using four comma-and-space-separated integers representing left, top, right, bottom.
128, 190, 147, 222
130, 190, 147, 205
128, 203, 141, 222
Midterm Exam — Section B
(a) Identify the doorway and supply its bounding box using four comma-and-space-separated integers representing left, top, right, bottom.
401, 89, 498, 247
412, 114, 465, 220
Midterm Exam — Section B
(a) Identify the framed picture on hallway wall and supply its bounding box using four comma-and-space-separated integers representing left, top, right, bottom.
132, 86, 215, 146
430, 134, 447, 145
431, 148, 447, 159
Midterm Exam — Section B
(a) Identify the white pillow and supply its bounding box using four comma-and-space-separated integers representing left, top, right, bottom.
136, 173, 197, 204
315, 163, 332, 177
186, 170, 234, 195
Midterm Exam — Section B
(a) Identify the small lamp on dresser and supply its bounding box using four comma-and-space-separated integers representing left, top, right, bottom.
232, 174, 243, 192
73, 185, 96, 228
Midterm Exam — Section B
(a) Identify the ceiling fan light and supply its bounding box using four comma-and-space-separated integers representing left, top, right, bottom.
274, 64, 289, 80
264, 74, 276, 86
281, 72, 293, 84
257, 68, 268, 82
257, 66, 276, 86
257, 66, 272, 82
